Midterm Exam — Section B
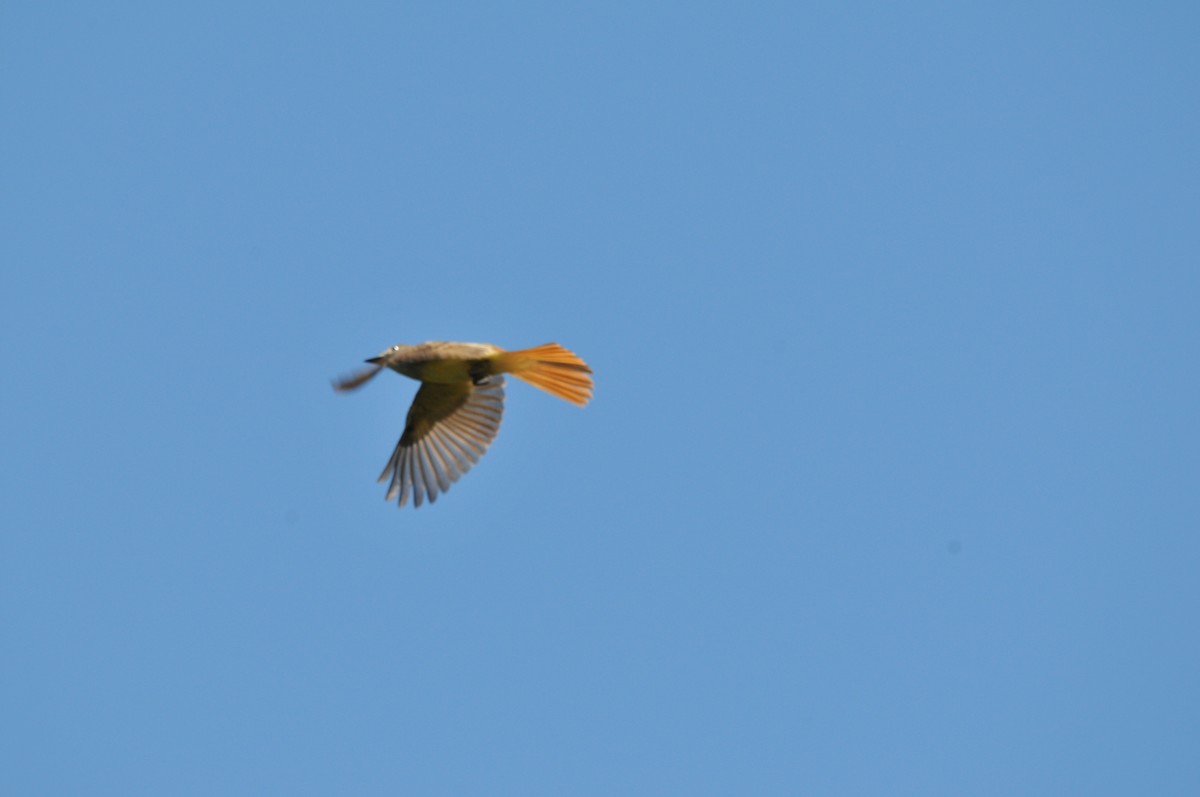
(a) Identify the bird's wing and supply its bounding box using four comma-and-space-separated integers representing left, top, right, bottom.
378, 376, 505, 507
331, 364, 384, 392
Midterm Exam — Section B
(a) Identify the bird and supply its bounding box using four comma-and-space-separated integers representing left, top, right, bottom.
333, 341, 593, 508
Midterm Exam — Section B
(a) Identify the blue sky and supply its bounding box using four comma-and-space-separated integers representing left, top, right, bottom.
3, 2, 1198, 794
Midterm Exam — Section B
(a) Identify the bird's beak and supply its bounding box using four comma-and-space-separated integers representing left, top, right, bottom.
365, 357, 382, 364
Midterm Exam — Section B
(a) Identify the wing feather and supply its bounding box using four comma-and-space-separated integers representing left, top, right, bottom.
378, 377, 505, 507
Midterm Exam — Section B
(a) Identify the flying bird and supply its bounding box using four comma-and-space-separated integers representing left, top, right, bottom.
334, 341, 593, 508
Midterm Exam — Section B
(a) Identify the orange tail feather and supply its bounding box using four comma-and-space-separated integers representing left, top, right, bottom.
493, 343, 593, 406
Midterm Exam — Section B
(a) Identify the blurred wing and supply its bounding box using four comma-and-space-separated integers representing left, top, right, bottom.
332, 364, 384, 392
378, 376, 505, 507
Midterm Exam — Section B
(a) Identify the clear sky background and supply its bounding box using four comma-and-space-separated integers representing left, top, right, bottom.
3, 3, 1198, 795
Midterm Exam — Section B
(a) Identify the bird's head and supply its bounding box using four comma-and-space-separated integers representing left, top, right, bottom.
366, 343, 411, 365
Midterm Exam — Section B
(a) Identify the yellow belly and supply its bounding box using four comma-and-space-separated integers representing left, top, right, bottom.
409, 358, 478, 383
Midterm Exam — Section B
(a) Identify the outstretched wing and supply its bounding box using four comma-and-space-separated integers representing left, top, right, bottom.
378, 376, 505, 507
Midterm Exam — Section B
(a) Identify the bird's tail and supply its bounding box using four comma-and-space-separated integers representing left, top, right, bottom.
492, 343, 593, 406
